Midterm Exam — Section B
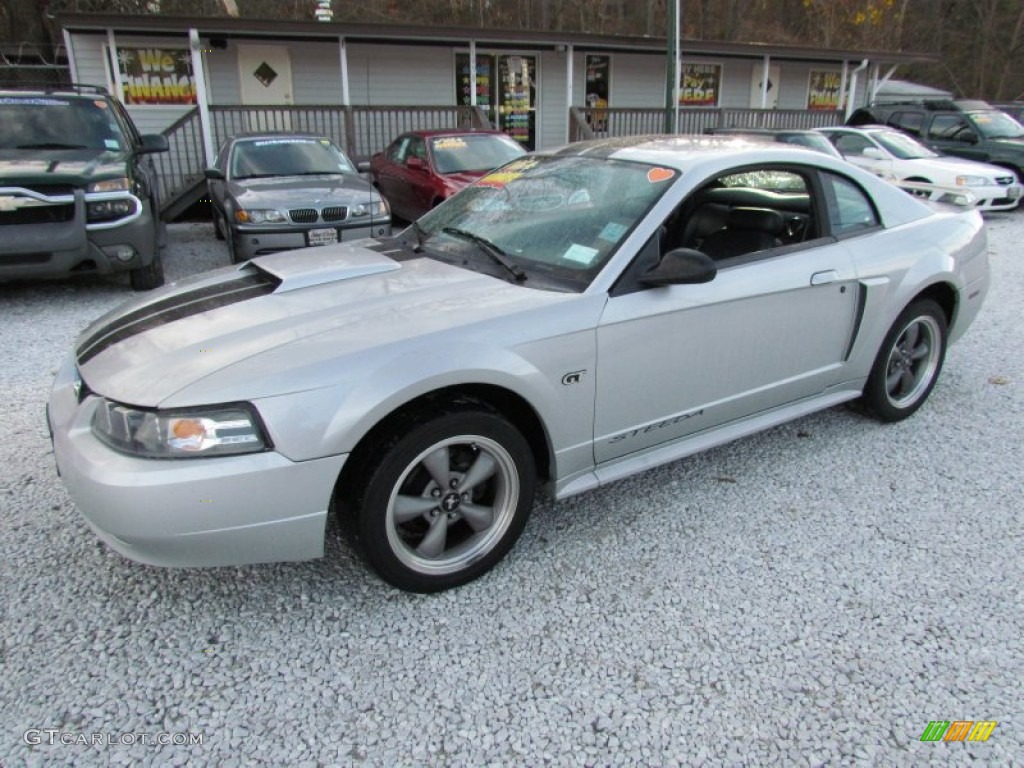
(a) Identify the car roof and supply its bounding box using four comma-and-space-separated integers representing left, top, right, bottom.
548, 134, 852, 173
229, 133, 337, 143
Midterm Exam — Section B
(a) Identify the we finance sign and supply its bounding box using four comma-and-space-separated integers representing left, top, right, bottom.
115, 47, 197, 105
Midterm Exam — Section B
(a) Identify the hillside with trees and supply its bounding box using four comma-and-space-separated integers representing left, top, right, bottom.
3, 0, 1023, 101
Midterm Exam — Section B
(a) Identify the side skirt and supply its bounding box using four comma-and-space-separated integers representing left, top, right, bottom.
553, 388, 863, 500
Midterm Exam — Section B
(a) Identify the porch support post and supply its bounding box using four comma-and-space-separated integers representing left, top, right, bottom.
106, 29, 123, 100
469, 39, 477, 107
839, 60, 849, 113
338, 36, 350, 105
760, 55, 770, 108
188, 28, 215, 167
565, 43, 574, 144
62, 28, 79, 83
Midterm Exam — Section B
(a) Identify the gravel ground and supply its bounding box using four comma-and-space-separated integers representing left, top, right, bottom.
1, 214, 1022, 767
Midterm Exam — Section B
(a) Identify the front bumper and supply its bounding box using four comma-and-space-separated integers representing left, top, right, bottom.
48, 356, 347, 567
231, 220, 392, 260
0, 188, 160, 280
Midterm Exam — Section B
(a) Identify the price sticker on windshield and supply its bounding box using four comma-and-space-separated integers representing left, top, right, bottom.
647, 167, 676, 184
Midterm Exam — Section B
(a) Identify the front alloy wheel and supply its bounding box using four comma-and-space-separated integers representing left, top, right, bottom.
863, 299, 947, 422
351, 407, 536, 592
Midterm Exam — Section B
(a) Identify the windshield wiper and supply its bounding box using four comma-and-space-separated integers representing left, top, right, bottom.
16, 142, 88, 150
442, 226, 527, 282
405, 220, 427, 252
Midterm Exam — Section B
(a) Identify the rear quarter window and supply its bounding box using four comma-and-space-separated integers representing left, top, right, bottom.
821, 172, 879, 236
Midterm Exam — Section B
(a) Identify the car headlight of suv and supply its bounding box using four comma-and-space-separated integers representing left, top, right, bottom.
955, 175, 990, 187
92, 399, 270, 458
87, 177, 132, 193
235, 208, 287, 224
350, 200, 390, 218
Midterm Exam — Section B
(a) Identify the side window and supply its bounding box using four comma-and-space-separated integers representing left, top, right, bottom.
928, 114, 972, 141
821, 172, 879, 236
406, 136, 427, 163
888, 111, 924, 136
386, 137, 410, 163
832, 133, 874, 157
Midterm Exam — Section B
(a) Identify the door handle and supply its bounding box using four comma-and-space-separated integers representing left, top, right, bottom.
810, 270, 839, 286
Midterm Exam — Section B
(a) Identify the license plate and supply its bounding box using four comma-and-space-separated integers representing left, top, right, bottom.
307, 228, 338, 246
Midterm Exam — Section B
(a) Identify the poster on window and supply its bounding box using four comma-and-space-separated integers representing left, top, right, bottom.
112, 46, 196, 105
498, 55, 536, 150
455, 53, 494, 113
585, 54, 610, 129
807, 70, 842, 111
680, 63, 721, 107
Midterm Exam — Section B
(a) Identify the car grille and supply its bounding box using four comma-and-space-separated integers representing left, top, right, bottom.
995, 176, 1015, 186
289, 208, 318, 224
321, 206, 348, 222
0, 203, 75, 226
76, 271, 282, 365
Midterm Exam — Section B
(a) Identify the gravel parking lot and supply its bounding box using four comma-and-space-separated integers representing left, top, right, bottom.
1, 212, 1022, 767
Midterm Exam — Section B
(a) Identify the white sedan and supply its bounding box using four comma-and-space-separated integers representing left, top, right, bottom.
818, 126, 1022, 211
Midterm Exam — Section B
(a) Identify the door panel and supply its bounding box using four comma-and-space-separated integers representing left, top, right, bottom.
594, 241, 858, 463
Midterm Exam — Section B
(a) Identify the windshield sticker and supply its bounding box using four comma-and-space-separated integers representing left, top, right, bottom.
647, 167, 676, 184
252, 139, 314, 146
479, 157, 541, 188
94, 100, 109, 109
562, 243, 600, 265
433, 138, 468, 150
598, 222, 628, 242
104, 139, 120, 150
0, 97, 68, 107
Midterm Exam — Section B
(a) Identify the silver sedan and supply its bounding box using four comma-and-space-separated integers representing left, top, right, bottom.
205, 133, 391, 262
49, 136, 989, 592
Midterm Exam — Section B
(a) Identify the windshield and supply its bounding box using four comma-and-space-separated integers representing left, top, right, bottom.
0, 96, 128, 151
873, 131, 937, 159
429, 134, 526, 174
414, 154, 677, 291
230, 137, 356, 179
966, 110, 1024, 139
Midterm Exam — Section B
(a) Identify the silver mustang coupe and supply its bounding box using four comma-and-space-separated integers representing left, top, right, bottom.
48, 136, 989, 592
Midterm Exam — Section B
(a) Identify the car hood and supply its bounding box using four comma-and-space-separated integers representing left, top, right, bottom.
0, 149, 129, 186
75, 241, 575, 407
911, 155, 1013, 178
228, 174, 379, 206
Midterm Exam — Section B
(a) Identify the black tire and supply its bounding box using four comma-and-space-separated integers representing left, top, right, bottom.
861, 299, 947, 422
348, 405, 536, 592
129, 249, 165, 291
213, 208, 225, 241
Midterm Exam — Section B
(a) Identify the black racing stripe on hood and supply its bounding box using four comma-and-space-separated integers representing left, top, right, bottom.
77, 272, 280, 365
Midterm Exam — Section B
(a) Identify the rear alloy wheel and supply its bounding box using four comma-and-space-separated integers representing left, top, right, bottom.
862, 299, 947, 422
352, 407, 536, 592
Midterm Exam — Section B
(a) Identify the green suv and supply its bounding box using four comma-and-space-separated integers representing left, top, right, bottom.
0, 84, 169, 289
848, 99, 1024, 183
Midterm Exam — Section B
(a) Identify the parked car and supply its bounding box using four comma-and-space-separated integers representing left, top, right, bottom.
369, 129, 526, 221
847, 99, 1024, 183
818, 125, 1021, 210
0, 83, 169, 290
707, 127, 843, 158
206, 133, 391, 263
991, 101, 1024, 123
49, 136, 989, 592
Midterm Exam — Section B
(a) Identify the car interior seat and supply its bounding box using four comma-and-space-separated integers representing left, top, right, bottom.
699, 207, 785, 260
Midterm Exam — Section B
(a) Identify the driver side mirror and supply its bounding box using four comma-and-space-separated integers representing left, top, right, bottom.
406, 156, 426, 171
639, 248, 717, 287
957, 129, 979, 144
862, 147, 887, 160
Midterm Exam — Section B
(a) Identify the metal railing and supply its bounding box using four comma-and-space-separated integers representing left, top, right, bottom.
154, 104, 492, 217
570, 106, 843, 141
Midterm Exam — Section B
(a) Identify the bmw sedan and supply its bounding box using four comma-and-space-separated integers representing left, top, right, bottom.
206, 133, 391, 263
49, 136, 989, 592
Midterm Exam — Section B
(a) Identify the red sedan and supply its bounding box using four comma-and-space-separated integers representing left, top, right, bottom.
369, 130, 526, 221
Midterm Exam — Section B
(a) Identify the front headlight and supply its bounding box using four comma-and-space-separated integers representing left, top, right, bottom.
955, 175, 989, 187
92, 399, 270, 458
88, 177, 131, 193
235, 208, 287, 224
350, 200, 390, 218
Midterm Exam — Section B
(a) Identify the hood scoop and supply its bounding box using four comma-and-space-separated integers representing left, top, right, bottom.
250, 244, 401, 293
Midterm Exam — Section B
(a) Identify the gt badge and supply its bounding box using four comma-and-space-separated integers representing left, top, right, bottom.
561, 370, 586, 386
